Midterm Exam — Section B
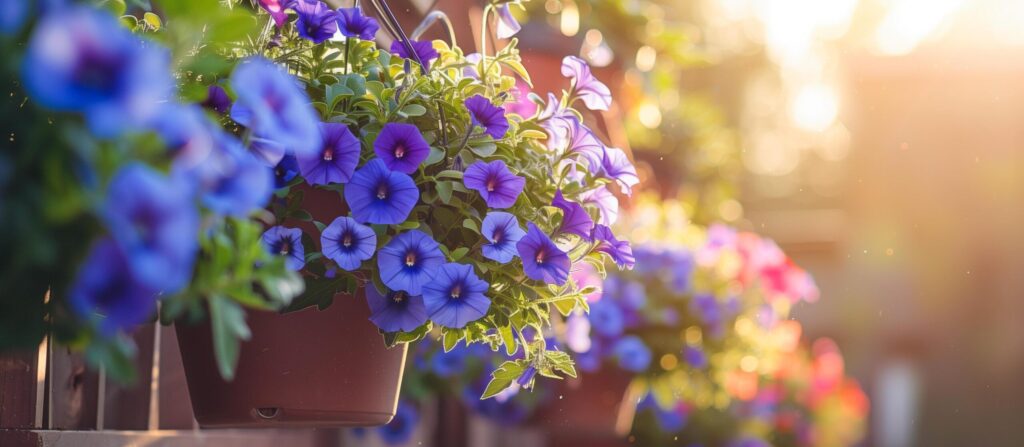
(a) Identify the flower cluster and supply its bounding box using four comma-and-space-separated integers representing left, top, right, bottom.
235, 0, 635, 395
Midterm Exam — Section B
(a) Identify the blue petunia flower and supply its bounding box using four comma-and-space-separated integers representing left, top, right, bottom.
373, 122, 431, 174
365, 286, 428, 332
69, 239, 160, 335
248, 136, 287, 167
588, 297, 625, 338
0, 0, 29, 35
561, 55, 612, 111
390, 39, 439, 70
202, 84, 232, 115
430, 344, 470, 377
321, 216, 376, 271
480, 212, 526, 263
104, 163, 198, 294
579, 185, 618, 226
150, 104, 218, 172
377, 230, 444, 295
345, 159, 420, 224
613, 335, 652, 372
22, 7, 173, 137
463, 160, 525, 209
261, 226, 305, 271
298, 122, 361, 185
273, 154, 300, 189
422, 263, 491, 329
229, 56, 320, 157
293, 0, 338, 44
592, 224, 635, 269
377, 401, 419, 445
561, 117, 606, 170
465, 94, 510, 139
552, 189, 595, 240
516, 223, 571, 286
599, 147, 640, 196
336, 7, 379, 40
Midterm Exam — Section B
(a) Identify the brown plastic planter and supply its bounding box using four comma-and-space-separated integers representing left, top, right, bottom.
175, 290, 408, 428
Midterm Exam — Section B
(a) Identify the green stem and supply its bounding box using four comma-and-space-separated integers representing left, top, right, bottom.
343, 38, 352, 75
478, 4, 493, 85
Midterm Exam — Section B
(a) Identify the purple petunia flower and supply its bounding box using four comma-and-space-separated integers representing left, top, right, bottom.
261, 226, 305, 271
684, 345, 708, 369
230, 56, 320, 158
149, 104, 218, 172
552, 190, 595, 240
390, 39, 439, 70
613, 335, 652, 372
257, 0, 293, 27
463, 160, 525, 209
480, 212, 526, 263
321, 216, 377, 271
588, 297, 625, 338
345, 159, 420, 224
593, 224, 635, 269
299, 122, 361, 185
378, 401, 419, 445
293, 0, 338, 44
191, 134, 275, 217
599, 147, 640, 195
336, 7, 379, 40
247, 136, 287, 167
565, 311, 592, 353
69, 238, 159, 335
374, 123, 431, 174
422, 263, 491, 329
22, 7, 173, 137
562, 117, 607, 168
495, 4, 522, 39
104, 163, 199, 294
202, 84, 232, 114
377, 230, 444, 295
538, 93, 575, 150
365, 286, 428, 332
465, 94, 510, 139
0, 0, 29, 35
579, 185, 618, 226
561, 55, 612, 111
516, 223, 571, 285
516, 365, 537, 387
273, 154, 300, 189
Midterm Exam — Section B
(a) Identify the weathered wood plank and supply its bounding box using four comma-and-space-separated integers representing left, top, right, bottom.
1, 429, 340, 447
0, 348, 42, 429
157, 324, 194, 430
46, 346, 98, 429
101, 323, 155, 430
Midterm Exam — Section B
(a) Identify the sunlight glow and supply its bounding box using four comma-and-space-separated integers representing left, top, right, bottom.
874, 0, 964, 55
791, 84, 839, 133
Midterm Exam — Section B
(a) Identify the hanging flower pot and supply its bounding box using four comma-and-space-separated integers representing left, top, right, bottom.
175, 291, 407, 428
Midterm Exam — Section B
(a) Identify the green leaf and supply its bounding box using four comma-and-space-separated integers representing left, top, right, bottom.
449, 247, 469, 262
463, 218, 479, 234
143, 12, 161, 30
442, 328, 462, 352
424, 147, 445, 166
469, 142, 497, 157
435, 170, 464, 180
209, 294, 251, 381
400, 104, 427, 117
499, 325, 517, 356
436, 181, 453, 204
84, 334, 137, 384
481, 360, 527, 399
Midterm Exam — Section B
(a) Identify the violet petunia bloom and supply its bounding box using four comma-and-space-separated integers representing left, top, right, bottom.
589, 297, 625, 338
465, 95, 510, 139
258, 0, 293, 27
552, 190, 595, 240
599, 147, 639, 195
516, 223, 571, 286
202, 84, 232, 115
463, 160, 525, 209
389, 39, 439, 70
538, 93, 575, 150
495, 4, 522, 39
579, 185, 618, 226
191, 134, 275, 217
378, 401, 420, 445
22, 7, 173, 137
365, 286, 428, 333
230, 57, 320, 157
336, 7, 379, 40
504, 80, 537, 117
374, 123, 431, 174
261, 226, 305, 271
613, 335, 652, 372
377, 230, 444, 295
293, 0, 338, 44
480, 212, 526, 263
0, 0, 29, 35
248, 136, 287, 167
562, 117, 606, 169
422, 263, 491, 329
561, 55, 612, 111
321, 216, 377, 271
345, 159, 419, 224
104, 163, 198, 294
683, 345, 708, 369
592, 224, 635, 269
273, 154, 300, 189
69, 239, 159, 336
299, 122, 361, 185
149, 104, 218, 172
